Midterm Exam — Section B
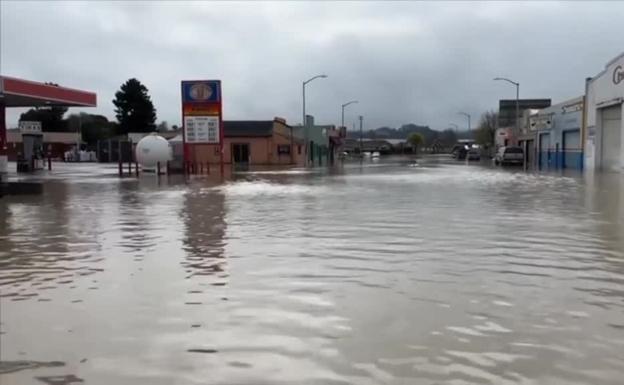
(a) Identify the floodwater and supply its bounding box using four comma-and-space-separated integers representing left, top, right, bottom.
1, 157, 624, 385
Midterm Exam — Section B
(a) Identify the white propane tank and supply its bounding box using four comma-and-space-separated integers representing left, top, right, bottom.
135, 133, 171, 172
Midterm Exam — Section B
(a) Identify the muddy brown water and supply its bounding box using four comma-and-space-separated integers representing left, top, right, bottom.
1, 158, 623, 384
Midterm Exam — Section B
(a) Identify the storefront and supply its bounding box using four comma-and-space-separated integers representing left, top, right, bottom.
584, 52, 624, 172
184, 118, 305, 168
533, 96, 584, 170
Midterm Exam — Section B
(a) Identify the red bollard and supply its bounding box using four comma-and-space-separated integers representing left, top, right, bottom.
135, 161, 139, 177
128, 160, 132, 175
118, 159, 123, 176
157, 161, 161, 175
48, 156, 52, 171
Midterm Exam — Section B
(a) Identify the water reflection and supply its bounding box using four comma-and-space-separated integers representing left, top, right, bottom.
180, 186, 227, 282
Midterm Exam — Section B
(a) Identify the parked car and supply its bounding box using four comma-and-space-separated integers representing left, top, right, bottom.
466, 149, 480, 161
451, 146, 468, 160
494, 146, 524, 166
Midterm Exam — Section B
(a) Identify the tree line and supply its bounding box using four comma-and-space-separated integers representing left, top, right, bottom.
18, 78, 166, 146
349, 123, 462, 149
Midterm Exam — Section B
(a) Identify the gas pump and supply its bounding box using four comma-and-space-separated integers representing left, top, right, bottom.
17, 121, 45, 172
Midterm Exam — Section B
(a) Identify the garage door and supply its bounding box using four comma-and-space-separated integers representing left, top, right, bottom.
562, 129, 580, 169
539, 133, 550, 168
601, 105, 622, 171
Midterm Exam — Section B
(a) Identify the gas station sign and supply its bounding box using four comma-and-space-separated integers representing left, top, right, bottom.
181, 80, 223, 172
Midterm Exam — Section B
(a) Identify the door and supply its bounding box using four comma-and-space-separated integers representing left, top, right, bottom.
562, 129, 580, 169
539, 133, 550, 169
232, 143, 250, 164
600, 105, 622, 171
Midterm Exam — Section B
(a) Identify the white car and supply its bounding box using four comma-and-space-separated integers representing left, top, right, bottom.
494, 146, 523, 166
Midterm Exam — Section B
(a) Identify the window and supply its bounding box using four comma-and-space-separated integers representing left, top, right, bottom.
277, 144, 291, 155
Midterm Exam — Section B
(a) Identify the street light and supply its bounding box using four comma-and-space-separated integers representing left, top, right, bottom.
458, 111, 471, 131
341, 100, 358, 128
493, 77, 520, 135
303, 74, 328, 127
302, 74, 328, 165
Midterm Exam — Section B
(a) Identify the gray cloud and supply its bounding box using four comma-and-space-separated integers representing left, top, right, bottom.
2, 1, 623, 131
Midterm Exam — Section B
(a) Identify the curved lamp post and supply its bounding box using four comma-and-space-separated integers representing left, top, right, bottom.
493, 77, 520, 135
458, 111, 471, 131
302, 74, 328, 165
341, 100, 358, 128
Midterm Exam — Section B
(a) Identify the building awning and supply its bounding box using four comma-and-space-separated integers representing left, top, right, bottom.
0, 75, 97, 107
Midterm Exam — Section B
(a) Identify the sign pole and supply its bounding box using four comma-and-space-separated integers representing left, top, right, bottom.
219, 90, 224, 177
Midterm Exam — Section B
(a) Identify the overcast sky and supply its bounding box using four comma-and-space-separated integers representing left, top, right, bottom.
1, 1, 623, 131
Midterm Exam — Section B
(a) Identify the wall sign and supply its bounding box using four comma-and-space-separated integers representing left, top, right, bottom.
19, 121, 42, 134
613, 65, 623, 85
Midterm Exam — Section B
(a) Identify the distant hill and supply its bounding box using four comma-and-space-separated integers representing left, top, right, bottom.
347, 123, 472, 146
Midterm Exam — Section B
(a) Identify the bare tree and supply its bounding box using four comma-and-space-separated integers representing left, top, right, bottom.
475, 111, 498, 147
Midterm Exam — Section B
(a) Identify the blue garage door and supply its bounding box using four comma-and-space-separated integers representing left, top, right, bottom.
562, 130, 581, 169
539, 133, 550, 169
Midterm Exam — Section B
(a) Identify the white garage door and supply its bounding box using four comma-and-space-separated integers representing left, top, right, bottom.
562, 130, 580, 169
601, 105, 622, 171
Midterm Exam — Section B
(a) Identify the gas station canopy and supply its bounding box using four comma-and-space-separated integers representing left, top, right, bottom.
0, 75, 97, 107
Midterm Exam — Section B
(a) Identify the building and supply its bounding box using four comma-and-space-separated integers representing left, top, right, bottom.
530, 96, 584, 170
5, 130, 82, 161
292, 116, 347, 165
293, 116, 335, 166
584, 52, 624, 172
328, 126, 347, 163
497, 99, 552, 148
495, 127, 514, 148
183, 117, 305, 167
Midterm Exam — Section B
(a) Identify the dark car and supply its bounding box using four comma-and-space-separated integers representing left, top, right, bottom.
466, 149, 481, 161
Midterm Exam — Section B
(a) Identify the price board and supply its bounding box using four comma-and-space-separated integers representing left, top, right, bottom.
184, 116, 220, 144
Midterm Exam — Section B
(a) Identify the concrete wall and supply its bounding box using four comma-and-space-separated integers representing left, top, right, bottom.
585, 53, 624, 172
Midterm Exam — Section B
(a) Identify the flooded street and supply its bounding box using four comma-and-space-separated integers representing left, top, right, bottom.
1, 157, 624, 385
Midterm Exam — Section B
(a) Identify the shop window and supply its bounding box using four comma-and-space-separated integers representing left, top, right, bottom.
277, 144, 291, 155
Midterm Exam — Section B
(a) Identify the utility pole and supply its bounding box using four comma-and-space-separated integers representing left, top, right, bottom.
359, 115, 363, 155
458, 112, 471, 131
